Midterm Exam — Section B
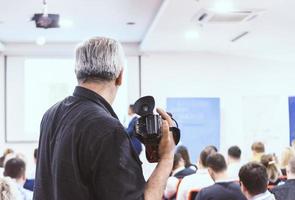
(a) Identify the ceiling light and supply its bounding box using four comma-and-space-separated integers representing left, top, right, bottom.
36, 36, 46, 46
185, 31, 200, 40
59, 19, 74, 28
212, 0, 235, 13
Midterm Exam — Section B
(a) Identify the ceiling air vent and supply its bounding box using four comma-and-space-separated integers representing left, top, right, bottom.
193, 9, 264, 25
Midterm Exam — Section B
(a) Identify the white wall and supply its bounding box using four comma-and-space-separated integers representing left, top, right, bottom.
141, 52, 295, 163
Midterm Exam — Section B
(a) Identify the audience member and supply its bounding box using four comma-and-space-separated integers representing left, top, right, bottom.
176, 146, 216, 200
251, 141, 265, 162
176, 145, 197, 170
4, 158, 33, 200
280, 147, 295, 176
164, 153, 195, 199
239, 162, 276, 200
126, 104, 142, 155
24, 148, 38, 191
227, 145, 242, 180
195, 153, 246, 200
0, 176, 21, 200
271, 156, 295, 200
261, 154, 282, 185
0, 149, 14, 168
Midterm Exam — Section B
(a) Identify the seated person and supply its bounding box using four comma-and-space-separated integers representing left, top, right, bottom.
227, 145, 242, 180
176, 145, 197, 171
239, 162, 276, 200
271, 156, 295, 200
164, 153, 195, 199
251, 141, 265, 162
176, 146, 216, 200
4, 158, 33, 200
195, 153, 246, 200
279, 147, 295, 176
261, 154, 282, 185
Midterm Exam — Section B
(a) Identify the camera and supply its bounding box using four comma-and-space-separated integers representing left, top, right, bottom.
133, 96, 180, 163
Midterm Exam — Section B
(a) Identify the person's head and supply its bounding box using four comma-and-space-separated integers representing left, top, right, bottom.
227, 145, 241, 163
172, 153, 185, 171
128, 104, 135, 116
0, 149, 14, 167
0, 177, 20, 200
251, 142, 265, 154
280, 147, 295, 168
75, 37, 125, 104
286, 156, 295, 179
239, 162, 268, 199
34, 148, 38, 164
176, 145, 191, 168
206, 153, 227, 181
205, 145, 218, 152
4, 158, 26, 184
260, 154, 281, 183
198, 146, 217, 168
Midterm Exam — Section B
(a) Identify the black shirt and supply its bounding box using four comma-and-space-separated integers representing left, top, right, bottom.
271, 179, 295, 200
195, 181, 247, 200
34, 86, 145, 200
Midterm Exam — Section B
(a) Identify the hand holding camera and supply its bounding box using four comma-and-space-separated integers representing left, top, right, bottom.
133, 96, 181, 163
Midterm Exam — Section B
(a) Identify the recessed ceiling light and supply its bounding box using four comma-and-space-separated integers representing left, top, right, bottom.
185, 31, 200, 40
59, 19, 74, 28
36, 36, 46, 46
126, 22, 136, 25
212, 0, 235, 13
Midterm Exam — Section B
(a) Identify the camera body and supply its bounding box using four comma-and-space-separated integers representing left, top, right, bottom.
134, 96, 180, 163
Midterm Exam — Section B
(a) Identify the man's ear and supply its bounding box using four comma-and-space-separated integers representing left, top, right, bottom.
115, 70, 123, 86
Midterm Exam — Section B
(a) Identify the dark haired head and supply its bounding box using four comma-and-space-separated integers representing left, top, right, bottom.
173, 153, 183, 170
228, 146, 241, 159
206, 153, 227, 173
34, 148, 38, 160
205, 145, 218, 152
251, 142, 265, 153
199, 146, 217, 167
4, 158, 26, 179
239, 162, 268, 196
176, 145, 191, 168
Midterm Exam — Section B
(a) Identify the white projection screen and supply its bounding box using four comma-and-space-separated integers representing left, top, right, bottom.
5, 57, 128, 142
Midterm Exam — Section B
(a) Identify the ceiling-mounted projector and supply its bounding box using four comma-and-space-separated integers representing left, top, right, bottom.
31, 0, 60, 29
32, 14, 59, 29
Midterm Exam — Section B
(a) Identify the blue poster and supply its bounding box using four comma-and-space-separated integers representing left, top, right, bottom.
167, 98, 220, 163
289, 97, 295, 145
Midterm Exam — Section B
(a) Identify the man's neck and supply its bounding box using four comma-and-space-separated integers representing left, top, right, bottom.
214, 171, 229, 182
79, 82, 116, 105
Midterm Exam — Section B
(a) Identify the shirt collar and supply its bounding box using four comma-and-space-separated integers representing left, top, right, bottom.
251, 191, 274, 200
73, 86, 118, 119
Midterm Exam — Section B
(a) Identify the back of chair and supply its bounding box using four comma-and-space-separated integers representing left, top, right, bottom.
187, 188, 201, 200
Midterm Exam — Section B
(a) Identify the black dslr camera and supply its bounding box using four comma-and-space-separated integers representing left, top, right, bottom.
133, 96, 180, 163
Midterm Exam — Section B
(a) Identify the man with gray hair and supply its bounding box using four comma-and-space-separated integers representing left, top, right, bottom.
34, 37, 175, 200
271, 156, 295, 200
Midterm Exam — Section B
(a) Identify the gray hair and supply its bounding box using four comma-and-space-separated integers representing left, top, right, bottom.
75, 37, 125, 82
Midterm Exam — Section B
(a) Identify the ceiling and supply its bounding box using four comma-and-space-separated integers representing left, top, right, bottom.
140, 0, 295, 62
0, 0, 294, 62
0, 0, 162, 43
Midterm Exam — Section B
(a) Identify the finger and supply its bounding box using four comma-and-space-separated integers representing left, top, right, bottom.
156, 108, 173, 126
161, 120, 171, 140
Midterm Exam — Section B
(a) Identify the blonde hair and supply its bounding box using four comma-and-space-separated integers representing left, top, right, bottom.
281, 147, 295, 168
0, 177, 19, 200
261, 154, 281, 183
